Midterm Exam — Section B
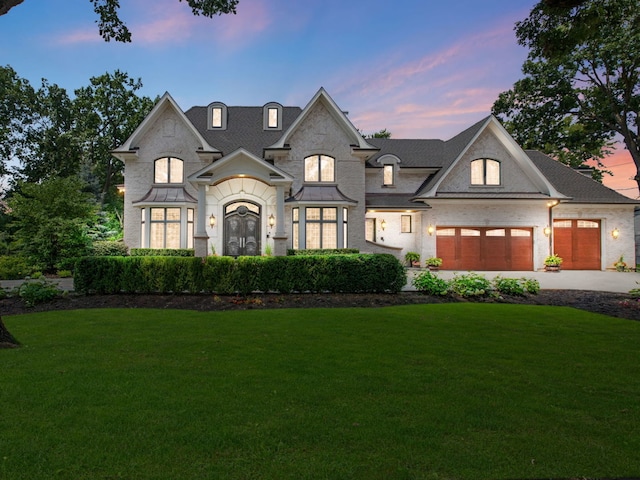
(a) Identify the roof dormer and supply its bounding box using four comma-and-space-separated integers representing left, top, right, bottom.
263, 102, 283, 131
208, 102, 227, 130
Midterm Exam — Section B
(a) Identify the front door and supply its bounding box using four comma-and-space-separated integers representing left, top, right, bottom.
224, 202, 261, 257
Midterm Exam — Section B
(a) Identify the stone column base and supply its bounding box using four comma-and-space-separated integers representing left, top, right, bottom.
272, 236, 288, 257
194, 235, 209, 258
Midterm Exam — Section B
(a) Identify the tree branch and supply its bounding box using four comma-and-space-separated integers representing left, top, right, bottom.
0, 0, 24, 16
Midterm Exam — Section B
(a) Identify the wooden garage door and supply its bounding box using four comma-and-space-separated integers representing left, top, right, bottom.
437, 227, 533, 271
553, 219, 601, 270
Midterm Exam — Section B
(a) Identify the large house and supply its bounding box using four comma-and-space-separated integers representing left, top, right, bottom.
112, 88, 638, 271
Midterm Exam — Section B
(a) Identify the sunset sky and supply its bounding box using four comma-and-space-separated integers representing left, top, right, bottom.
1, 0, 636, 197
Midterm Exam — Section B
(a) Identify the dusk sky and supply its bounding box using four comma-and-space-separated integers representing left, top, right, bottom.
1, 0, 636, 197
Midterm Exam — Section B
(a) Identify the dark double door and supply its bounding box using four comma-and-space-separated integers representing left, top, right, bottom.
224, 204, 260, 257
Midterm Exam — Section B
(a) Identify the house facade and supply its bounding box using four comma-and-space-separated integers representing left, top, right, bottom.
112, 88, 638, 271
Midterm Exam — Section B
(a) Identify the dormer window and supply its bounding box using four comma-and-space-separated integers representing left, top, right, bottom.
471, 158, 500, 185
263, 102, 282, 130
208, 102, 227, 130
154, 157, 183, 184
383, 164, 394, 186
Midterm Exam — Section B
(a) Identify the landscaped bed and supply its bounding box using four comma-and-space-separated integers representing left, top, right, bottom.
2, 304, 640, 479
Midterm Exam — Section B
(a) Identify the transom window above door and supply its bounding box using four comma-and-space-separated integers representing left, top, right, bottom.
154, 157, 184, 184
304, 155, 335, 182
470, 158, 500, 185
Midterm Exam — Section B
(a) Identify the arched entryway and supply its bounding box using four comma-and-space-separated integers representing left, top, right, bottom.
224, 201, 261, 256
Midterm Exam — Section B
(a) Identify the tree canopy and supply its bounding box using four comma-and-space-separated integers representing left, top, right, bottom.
492, 0, 640, 192
0, 0, 239, 42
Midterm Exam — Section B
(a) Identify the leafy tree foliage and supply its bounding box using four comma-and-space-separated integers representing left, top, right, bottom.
8, 177, 96, 272
492, 0, 639, 189
0, 0, 238, 42
73, 70, 155, 203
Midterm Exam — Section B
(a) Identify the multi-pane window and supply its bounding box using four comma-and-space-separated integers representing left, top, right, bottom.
305, 207, 337, 249
150, 207, 181, 249
383, 165, 394, 186
154, 157, 184, 184
470, 158, 500, 185
187, 208, 194, 249
304, 155, 335, 182
292, 208, 299, 249
343, 208, 348, 247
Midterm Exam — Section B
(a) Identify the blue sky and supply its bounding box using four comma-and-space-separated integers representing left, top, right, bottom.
1, 0, 635, 195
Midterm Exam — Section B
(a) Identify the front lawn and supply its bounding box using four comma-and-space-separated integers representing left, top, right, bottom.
2, 304, 639, 479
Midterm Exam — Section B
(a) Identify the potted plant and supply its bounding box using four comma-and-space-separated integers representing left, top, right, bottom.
425, 257, 443, 271
405, 251, 421, 268
544, 253, 563, 271
614, 255, 628, 272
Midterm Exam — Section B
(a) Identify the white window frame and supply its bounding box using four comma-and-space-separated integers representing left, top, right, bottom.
471, 158, 501, 186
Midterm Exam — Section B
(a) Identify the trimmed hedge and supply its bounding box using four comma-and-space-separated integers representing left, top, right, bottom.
92, 241, 129, 256
74, 254, 406, 295
130, 248, 195, 257
287, 248, 359, 256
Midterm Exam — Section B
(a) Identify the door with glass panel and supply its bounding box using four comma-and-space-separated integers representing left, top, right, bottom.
224, 202, 261, 257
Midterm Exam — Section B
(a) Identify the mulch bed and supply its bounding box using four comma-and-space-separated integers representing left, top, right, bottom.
2, 290, 640, 321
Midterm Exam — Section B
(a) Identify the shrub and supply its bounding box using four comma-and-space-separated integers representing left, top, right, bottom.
16, 277, 60, 307
412, 270, 449, 295
287, 248, 359, 256
56, 270, 73, 278
493, 276, 540, 296
130, 248, 194, 257
0, 256, 33, 280
75, 254, 405, 295
92, 241, 129, 256
449, 272, 493, 297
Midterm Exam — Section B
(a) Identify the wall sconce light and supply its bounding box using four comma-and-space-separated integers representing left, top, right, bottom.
543, 225, 551, 237
268, 214, 275, 228
116, 184, 125, 194
209, 214, 216, 228
380, 219, 387, 231
612, 228, 620, 239
427, 224, 435, 236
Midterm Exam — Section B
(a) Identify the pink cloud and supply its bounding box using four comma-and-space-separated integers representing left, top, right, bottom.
594, 147, 639, 198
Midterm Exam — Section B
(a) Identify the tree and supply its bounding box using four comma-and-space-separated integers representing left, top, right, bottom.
8, 177, 96, 272
73, 70, 155, 203
0, 65, 37, 176
361, 129, 392, 139
0, 0, 238, 42
0, 316, 20, 349
492, 0, 640, 190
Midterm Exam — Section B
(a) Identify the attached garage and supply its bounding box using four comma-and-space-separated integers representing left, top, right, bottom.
436, 227, 533, 271
552, 219, 601, 270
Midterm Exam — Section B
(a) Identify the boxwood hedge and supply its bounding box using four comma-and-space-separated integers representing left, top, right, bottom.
74, 254, 406, 295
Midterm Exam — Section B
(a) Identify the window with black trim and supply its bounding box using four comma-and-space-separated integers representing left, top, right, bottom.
154, 157, 183, 184
401, 215, 412, 233
471, 158, 500, 185
150, 207, 181, 249
304, 155, 335, 182
306, 207, 337, 249
365, 218, 376, 242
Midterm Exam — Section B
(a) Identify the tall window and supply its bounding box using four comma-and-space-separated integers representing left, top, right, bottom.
187, 208, 194, 249
383, 165, 394, 186
211, 107, 222, 128
401, 215, 412, 233
304, 155, 335, 182
154, 157, 183, 184
471, 158, 500, 185
150, 207, 181, 248
268, 107, 278, 128
306, 207, 337, 249
292, 208, 299, 249
365, 218, 376, 242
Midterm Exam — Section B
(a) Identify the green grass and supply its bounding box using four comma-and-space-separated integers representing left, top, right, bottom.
2, 304, 640, 479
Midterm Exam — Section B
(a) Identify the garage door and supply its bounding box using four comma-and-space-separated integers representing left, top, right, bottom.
552, 219, 601, 270
436, 227, 533, 271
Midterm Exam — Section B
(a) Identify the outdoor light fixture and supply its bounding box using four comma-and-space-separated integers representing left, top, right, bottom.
612, 228, 620, 239
380, 219, 387, 231
209, 214, 216, 228
543, 225, 551, 237
268, 214, 275, 228
427, 224, 435, 236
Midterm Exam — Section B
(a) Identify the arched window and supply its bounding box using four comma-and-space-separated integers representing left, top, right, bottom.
154, 157, 184, 184
304, 155, 335, 182
470, 158, 500, 185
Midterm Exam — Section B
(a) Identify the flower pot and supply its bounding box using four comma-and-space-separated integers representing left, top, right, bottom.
545, 265, 561, 272
411, 261, 421, 268
428, 266, 439, 271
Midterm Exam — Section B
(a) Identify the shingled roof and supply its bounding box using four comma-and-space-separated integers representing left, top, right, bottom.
185, 106, 302, 158
526, 150, 638, 204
